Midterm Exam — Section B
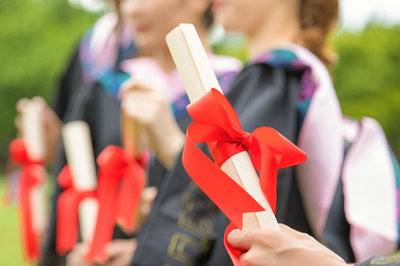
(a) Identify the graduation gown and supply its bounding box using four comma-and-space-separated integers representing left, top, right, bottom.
39, 44, 242, 265
130, 59, 316, 266
39, 48, 134, 266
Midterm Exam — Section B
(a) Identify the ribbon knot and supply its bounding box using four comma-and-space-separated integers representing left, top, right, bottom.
240, 132, 253, 150
86, 145, 146, 262
9, 138, 44, 262
10, 138, 43, 166
56, 165, 96, 255
182, 89, 307, 266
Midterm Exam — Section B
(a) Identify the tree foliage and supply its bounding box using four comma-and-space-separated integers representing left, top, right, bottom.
0, 1, 399, 173
0, 0, 100, 170
332, 25, 400, 158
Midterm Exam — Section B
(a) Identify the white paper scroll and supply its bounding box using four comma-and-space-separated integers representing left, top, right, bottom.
62, 121, 98, 242
20, 98, 48, 237
166, 24, 279, 230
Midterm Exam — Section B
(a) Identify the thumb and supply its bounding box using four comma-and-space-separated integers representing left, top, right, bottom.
227, 229, 253, 251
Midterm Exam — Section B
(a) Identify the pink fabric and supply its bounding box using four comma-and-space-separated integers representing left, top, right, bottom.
287, 44, 344, 238
86, 13, 135, 80
343, 117, 397, 260
285, 43, 397, 261
89, 13, 119, 74
121, 55, 242, 103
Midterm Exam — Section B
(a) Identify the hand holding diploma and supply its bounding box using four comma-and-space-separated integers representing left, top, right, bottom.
66, 239, 137, 266
120, 77, 184, 169
8, 97, 49, 262
15, 96, 62, 165
166, 24, 307, 265
57, 121, 98, 255
227, 225, 347, 266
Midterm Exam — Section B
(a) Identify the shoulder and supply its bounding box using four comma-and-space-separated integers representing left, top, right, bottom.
209, 54, 243, 75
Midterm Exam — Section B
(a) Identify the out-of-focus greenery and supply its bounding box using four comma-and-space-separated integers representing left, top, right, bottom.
0, 0, 101, 172
332, 25, 400, 158
0, 0, 399, 175
0, 178, 29, 266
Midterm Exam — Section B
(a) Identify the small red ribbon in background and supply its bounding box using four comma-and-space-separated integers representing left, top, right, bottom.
182, 89, 307, 265
86, 145, 146, 262
56, 165, 95, 255
9, 138, 45, 262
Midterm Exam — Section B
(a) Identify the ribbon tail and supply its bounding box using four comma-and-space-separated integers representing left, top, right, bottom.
182, 125, 264, 229
56, 191, 80, 255
257, 147, 278, 214
224, 223, 246, 266
18, 169, 40, 261
253, 128, 307, 169
86, 172, 120, 263
116, 163, 146, 232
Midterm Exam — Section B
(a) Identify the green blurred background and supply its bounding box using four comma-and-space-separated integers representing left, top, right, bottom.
0, 0, 399, 264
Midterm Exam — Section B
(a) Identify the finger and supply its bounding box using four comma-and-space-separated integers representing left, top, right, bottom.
120, 78, 138, 98
238, 250, 254, 266
142, 187, 158, 203
139, 187, 158, 214
123, 90, 157, 102
106, 243, 123, 259
279, 223, 310, 241
107, 239, 136, 259
120, 78, 154, 98
31, 96, 46, 108
122, 99, 159, 124
227, 229, 253, 251
106, 255, 132, 266
16, 98, 29, 113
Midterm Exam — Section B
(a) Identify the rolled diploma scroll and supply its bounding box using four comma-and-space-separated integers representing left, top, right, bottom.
166, 24, 279, 230
62, 121, 98, 242
21, 99, 48, 236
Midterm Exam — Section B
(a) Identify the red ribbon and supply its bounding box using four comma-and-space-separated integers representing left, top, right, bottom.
86, 145, 146, 262
182, 89, 307, 265
56, 165, 95, 255
9, 138, 44, 262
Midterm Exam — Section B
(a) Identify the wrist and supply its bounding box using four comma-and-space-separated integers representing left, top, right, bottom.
152, 124, 184, 169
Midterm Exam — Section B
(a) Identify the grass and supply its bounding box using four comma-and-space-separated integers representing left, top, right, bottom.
0, 177, 32, 266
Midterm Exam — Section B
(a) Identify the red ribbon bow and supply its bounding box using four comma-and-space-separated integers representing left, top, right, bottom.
182, 89, 307, 265
86, 145, 146, 262
9, 138, 44, 262
56, 165, 96, 254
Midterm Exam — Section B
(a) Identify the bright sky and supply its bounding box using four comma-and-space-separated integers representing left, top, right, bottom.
70, 0, 400, 31
340, 0, 400, 30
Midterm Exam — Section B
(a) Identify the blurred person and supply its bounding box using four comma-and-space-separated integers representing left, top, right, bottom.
210, 0, 399, 263
131, 0, 397, 265
30, 0, 242, 265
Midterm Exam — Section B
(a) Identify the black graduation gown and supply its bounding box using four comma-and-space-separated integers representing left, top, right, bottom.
130, 62, 314, 265
39, 49, 141, 266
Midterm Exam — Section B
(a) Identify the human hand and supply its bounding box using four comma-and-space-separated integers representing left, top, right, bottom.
133, 186, 158, 232
104, 239, 137, 266
66, 239, 137, 266
120, 78, 184, 169
227, 224, 347, 266
66, 243, 97, 266
15, 96, 62, 165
